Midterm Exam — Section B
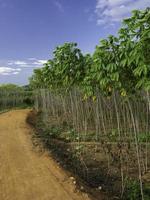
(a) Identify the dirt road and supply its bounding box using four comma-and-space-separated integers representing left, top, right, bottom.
0, 110, 90, 200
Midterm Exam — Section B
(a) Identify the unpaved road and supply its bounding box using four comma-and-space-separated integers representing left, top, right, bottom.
0, 110, 90, 200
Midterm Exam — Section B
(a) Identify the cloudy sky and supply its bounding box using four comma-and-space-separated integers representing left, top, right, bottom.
0, 0, 149, 85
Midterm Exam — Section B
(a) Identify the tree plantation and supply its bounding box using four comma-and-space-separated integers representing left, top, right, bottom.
0, 84, 33, 111
0, 8, 150, 200
27, 8, 150, 200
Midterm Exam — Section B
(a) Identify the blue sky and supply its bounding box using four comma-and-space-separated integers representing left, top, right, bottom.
0, 0, 149, 85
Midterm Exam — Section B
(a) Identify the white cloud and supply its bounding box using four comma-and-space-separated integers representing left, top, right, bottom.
33, 59, 47, 66
0, 58, 47, 78
12, 71, 20, 75
0, 67, 21, 76
54, 1, 64, 12
7, 58, 47, 68
8, 60, 28, 66
95, 0, 150, 25
14, 61, 27, 65
97, 18, 105, 25
108, 0, 131, 7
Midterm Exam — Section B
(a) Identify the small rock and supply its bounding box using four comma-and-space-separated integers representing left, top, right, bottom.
70, 176, 75, 180
73, 180, 76, 185
98, 186, 102, 190
80, 186, 84, 190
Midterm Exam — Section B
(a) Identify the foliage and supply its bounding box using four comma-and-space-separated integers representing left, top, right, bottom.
137, 132, 150, 142
125, 180, 150, 200
0, 84, 33, 110
119, 8, 150, 91
125, 180, 141, 200
0, 84, 23, 91
30, 8, 150, 96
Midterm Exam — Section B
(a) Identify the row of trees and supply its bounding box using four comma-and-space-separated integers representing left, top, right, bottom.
29, 8, 150, 200
30, 8, 150, 96
0, 84, 33, 110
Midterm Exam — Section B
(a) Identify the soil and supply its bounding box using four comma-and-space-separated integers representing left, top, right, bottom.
0, 109, 91, 200
27, 110, 118, 200
26, 110, 150, 200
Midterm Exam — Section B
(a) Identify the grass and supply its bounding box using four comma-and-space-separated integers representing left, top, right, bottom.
124, 179, 150, 200
0, 109, 9, 114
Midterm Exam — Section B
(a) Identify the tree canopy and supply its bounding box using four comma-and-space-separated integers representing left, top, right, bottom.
30, 8, 150, 96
